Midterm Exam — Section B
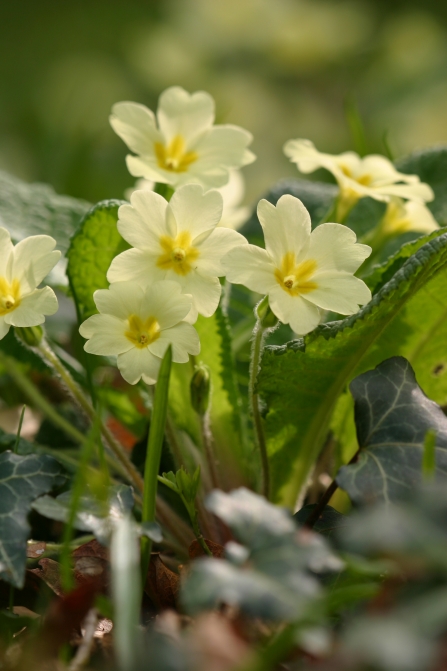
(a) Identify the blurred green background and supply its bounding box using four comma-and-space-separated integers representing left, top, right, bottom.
1, 0, 447, 206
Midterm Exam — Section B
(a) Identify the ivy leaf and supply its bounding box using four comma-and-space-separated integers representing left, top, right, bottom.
396, 146, 447, 224
32, 484, 161, 544
294, 505, 347, 537
257, 231, 447, 506
66, 200, 129, 320
0, 452, 66, 588
336, 357, 447, 505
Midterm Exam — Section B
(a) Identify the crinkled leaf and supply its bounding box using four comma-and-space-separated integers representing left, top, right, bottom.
66, 199, 129, 320
336, 357, 447, 505
396, 146, 447, 224
257, 231, 447, 506
0, 451, 66, 588
32, 484, 162, 545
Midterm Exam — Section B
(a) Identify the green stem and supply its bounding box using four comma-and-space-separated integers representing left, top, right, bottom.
141, 346, 172, 582
249, 321, 270, 499
37, 339, 145, 495
0, 352, 87, 445
201, 414, 220, 491
13, 405, 26, 453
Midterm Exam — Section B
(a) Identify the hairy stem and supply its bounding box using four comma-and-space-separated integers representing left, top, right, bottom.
249, 321, 270, 498
201, 413, 220, 491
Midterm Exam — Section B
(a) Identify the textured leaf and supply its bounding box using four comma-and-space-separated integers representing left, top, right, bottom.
257, 231, 447, 506
0, 451, 66, 588
32, 484, 160, 545
169, 304, 248, 478
0, 170, 89, 286
66, 200, 129, 320
396, 146, 447, 224
336, 357, 447, 504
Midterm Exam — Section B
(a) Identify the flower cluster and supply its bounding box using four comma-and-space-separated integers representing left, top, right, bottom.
1, 86, 436, 390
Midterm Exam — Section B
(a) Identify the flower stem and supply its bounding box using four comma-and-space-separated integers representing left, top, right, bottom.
249, 321, 270, 499
141, 346, 172, 582
201, 413, 220, 491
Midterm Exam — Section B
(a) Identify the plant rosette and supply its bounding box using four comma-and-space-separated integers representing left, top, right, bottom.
110, 86, 255, 190
107, 184, 247, 320
79, 280, 200, 385
222, 195, 372, 335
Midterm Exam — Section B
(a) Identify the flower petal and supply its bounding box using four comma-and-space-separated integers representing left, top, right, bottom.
0, 228, 13, 277
157, 87, 215, 146
0, 317, 11, 340
180, 271, 222, 317
309, 223, 371, 274
118, 190, 170, 250
10, 236, 60, 290
149, 322, 200, 363
5, 287, 58, 327
142, 281, 192, 329
268, 285, 322, 335
221, 245, 276, 294
257, 196, 311, 264
403, 201, 439, 233
304, 273, 372, 314
125, 155, 171, 183
93, 282, 144, 319
118, 347, 161, 385
169, 184, 223, 240
107, 248, 164, 286
80, 314, 132, 355
192, 125, 254, 173
110, 102, 162, 155
372, 182, 434, 203
283, 139, 342, 178
195, 227, 247, 276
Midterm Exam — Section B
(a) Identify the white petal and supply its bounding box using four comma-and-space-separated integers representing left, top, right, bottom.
192, 125, 254, 172
284, 139, 342, 178
309, 223, 371, 274
0, 228, 13, 276
0, 317, 11, 340
93, 282, 144, 319
157, 87, 215, 146
169, 184, 223, 240
304, 273, 372, 314
404, 201, 439, 233
110, 102, 162, 155
11, 236, 60, 290
360, 155, 418, 185
107, 249, 164, 286
117, 347, 161, 385
221, 245, 276, 294
372, 182, 434, 203
5, 287, 58, 327
180, 272, 221, 317
81, 314, 132, 355
125, 155, 172, 184
257, 196, 311, 264
195, 227, 247, 276
142, 281, 192, 328
268, 285, 322, 335
149, 322, 200, 363
118, 191, 170, 251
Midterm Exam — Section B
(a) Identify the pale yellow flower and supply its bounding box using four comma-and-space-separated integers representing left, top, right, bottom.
378, 197, 439, 237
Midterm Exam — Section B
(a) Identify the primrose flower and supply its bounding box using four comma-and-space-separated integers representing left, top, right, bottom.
107, 184, 247, 319
0, 228, 60, 340
377, 198, 439, 237
79, 281, 200, 385
110, 86, 255, 190
222, 195, 372, 335
283, 139, 434, 220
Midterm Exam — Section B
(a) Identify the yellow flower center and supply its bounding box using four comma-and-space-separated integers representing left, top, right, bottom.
275, 253, 318, 296
154, 135, 198, 173
157, 230, 199, 276
339, 164, 372, 186
125, 315, 161, 349
0, 278, 21, 316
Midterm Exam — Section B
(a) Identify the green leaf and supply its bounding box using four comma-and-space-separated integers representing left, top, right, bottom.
294, 505, 347, 537
66, 199, 129, 320
257, 231, 447, 506
336, 357, 447, 505
169, 304, 248, 473
0, 170, 89, 250
0, 451, 66, 588
32, 484, 162, 545
396, 146, 447, 224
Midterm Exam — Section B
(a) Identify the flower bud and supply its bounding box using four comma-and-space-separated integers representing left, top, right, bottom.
14, 326, 43, 347
190, 364, 210, 416
256, 296, 279, 329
